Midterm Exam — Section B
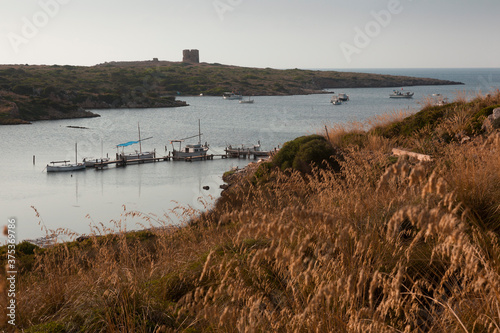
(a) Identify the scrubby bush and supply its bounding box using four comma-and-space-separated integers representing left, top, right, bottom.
272, 134, 338, 173
466, 104, 500, 134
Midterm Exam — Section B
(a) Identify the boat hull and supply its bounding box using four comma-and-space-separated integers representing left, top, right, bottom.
83, 158, 110, 167
223, 93, 242, 100
390, 90, 414, 98
389, 94, 414, 99
172, 145, 209, 161
118, 152, 156, 162
47, 163, 86, 172
338, 93, 349, 101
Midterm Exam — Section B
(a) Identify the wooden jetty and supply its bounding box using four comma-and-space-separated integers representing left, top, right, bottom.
94, 155, 171, 169
183, 154, 228, 162
93, 153, 231, 169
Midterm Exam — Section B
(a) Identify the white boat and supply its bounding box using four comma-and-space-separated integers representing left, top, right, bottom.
390, 89, 414, 98
116, 123, 155, 162
338, 93, 349, 101
47, 161, 86, 172
239, 97, 254, 104
46, 143, 86, 172
118, 151, 155, 161
82, 157, 110, 167
225, 141, 269, 157
170, 120, 209, 161
170, 142, 209, 160
330, 95, 342, 105
83, 140, 110, 167
223, 92, 242, 100
47, 160, 86, 172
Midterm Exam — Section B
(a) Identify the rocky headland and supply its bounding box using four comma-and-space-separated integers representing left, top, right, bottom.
0, 61, 462, 124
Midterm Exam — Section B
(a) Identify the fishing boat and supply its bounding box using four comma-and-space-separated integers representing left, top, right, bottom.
223, 92, 242, 100
330, 95, 342, 105
338, 93, 349, 101
82, 140, 110, 167
390, 89, 414, 98
225, 141, 269, 158
169, 120, 209, 161
46, 143, 86, 172
116, 123, 155, 162
82, 157, 110, 167
239, 96, 254, 104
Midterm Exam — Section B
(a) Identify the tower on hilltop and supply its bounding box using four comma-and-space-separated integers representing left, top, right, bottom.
182, 49, 199, 63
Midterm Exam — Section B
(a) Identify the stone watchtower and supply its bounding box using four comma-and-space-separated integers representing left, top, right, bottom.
182, 49, 200, 63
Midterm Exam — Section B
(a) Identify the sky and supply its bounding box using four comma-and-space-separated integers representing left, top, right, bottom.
1, 0, 499, 69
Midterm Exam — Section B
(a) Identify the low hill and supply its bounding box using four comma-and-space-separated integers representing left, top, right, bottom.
0, 61, 462, 124
5, 92, 500, 332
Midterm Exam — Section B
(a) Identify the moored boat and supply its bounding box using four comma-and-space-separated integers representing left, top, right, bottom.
47, 160, 86, 172
83, 140, 110, 167
116, 123, 155, 162
239, 96, 254, 104
338, 93, 349, 101
223, 92, 242, 100
390, 89, 414, 98
83, 157, 110, 167
170, 120, 209, 161
225, 141, 270, 158
330, 95, 342, 105
46, 142, 85, 172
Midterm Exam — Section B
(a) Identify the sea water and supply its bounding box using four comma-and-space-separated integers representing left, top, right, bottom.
1, 68, 499, 242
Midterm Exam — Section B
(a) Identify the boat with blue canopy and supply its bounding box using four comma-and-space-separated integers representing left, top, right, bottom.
116, 123, 155, 162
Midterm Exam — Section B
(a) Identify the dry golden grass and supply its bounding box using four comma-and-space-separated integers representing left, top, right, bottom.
2, 93, 500, 332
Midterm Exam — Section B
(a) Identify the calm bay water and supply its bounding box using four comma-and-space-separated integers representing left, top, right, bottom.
1, 68, 499, 242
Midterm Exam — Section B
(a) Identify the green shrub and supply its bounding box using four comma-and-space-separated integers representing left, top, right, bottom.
17, 241, 38, 255
374, 103, 456, 138
252, 161, 275, 183
292, 139, 336, 173
467, 104, 500, 134
272, 135, 338, 173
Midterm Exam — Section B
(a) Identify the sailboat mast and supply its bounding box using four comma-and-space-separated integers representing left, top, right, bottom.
198, 119, 201, 145
75, 142, 77, 164
138, 122, 142, 153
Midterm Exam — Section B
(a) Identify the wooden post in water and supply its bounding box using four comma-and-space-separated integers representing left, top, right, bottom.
33, 155, 35, 165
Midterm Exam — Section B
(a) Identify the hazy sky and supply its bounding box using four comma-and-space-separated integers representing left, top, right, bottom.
1, 0, 499, 68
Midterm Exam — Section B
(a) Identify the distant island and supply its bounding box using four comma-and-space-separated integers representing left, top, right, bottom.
0, 60, 463, 124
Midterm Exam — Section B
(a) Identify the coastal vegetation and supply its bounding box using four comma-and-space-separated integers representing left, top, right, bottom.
2, 91, 499, 332
0, 61, 461, 124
